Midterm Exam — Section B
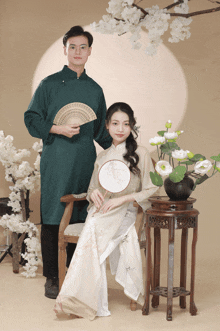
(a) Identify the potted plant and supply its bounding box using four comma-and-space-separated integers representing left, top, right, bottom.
149, 120, 220, 200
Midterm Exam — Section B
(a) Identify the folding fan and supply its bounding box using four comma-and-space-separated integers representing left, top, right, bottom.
53, 102, 97, 126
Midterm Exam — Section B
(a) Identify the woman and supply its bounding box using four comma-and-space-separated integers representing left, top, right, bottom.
54, 102, 158, 320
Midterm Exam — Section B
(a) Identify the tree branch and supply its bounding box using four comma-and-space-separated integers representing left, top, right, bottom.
165, 0, 192, 11
170, 6, 220, 18
132, 0, 220, 19
20, 189, 27, 222
132, 3, 148, 16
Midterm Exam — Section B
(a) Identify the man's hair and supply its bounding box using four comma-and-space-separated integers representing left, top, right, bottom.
63, 26, 93, 47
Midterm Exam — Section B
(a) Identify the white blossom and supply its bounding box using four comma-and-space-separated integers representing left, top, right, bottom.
172, 149, 188, 159
194, 160, 212, 175
15, 161, 33, 179
142, 6, 170, 55
149, 136, 165, 145
21, 176, 36, 192
156, 160, 173, 176
169, 17, 192, 43
174, 0, 189, 14
7, 199, 21, 213
0, 131, 41, 277
91, 0, 195, 56
14, 149, 31, 162
34, 154, 41, 171
5, 135, 14, 143
164, 132, 178, 140
32, 140, 43, 153
121, 6, 142, 25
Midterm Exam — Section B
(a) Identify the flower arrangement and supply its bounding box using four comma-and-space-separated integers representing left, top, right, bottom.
0, 131, 42, 277
91, 0, 220, 56
149, 120, 220, 191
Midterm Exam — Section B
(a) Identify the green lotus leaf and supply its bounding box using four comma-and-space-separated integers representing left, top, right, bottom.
210, 153, 220, 162
190, 154, 206, 162
169, 166, 186, 183
157, 130, 166, 137
160, 142, 180, 156
150, 171, 163, 187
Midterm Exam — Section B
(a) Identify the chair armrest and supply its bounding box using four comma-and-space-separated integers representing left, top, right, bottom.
59, 193, 87, 236
60, 193, 87, 203
133, 201, 139, 208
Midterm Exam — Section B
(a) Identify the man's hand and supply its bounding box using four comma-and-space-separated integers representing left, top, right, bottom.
50, 124, 80, 138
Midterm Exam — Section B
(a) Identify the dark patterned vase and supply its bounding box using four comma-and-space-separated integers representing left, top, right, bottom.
164, 175, 194, 201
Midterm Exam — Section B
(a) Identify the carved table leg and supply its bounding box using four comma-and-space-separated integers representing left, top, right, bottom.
167, 218, 175, 321
180, 228, 188, 309
190, 222, 198, 316
142, 218, 151, 315
152, 227, 161, 308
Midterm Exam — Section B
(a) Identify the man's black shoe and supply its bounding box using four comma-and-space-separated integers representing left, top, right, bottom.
44, 277, 59, 299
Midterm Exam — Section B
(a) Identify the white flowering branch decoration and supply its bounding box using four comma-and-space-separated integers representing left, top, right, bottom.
91, 0, 220, 55
0, 131, 42, 277
149, 120, 220, 189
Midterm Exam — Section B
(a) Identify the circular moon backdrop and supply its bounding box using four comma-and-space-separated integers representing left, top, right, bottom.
32, 25, 187, 153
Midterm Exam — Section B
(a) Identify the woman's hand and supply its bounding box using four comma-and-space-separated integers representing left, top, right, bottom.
50, 124, 80, 138
90, 189, 105, 209
100, 197, 126, 214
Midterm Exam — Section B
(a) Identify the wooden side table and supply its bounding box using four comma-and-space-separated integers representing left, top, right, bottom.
142, 196, 199, 321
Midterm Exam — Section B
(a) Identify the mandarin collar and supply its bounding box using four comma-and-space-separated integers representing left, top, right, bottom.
62, 65, 87, 80
110, 141, 126, 152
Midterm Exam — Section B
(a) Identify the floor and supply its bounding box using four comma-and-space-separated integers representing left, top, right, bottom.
1, 253, 220, 331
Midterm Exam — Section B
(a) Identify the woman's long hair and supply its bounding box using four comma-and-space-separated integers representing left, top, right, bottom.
106, 102, 140, 176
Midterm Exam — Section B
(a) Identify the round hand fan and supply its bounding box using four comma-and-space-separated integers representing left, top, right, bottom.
99, 160, 131, 193
93, 160, 131, 215
53, 102, 97, 126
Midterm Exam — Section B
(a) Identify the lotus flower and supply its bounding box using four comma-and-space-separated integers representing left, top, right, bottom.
164, 132, 178, 140
194, 160, 212, 175
155, 160, 173, 176
149, 136, 165, 145
172, 149, 188, 160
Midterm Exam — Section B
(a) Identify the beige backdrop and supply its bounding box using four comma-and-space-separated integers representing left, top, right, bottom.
0, 0, 220, 269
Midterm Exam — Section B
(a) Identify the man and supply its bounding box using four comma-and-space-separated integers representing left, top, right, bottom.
24, 26, 112, 299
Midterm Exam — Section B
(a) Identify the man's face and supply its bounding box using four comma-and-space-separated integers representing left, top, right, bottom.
64, 35, 92, 70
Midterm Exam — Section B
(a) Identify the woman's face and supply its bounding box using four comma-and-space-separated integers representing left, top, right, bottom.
106, 111, 131, 147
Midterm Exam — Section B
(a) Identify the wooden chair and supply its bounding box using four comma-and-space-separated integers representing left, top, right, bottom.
58, 198, 154, 311
58, 159, 156, 311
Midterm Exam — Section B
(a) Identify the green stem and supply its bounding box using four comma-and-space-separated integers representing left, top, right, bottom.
157, 145, 160, 160
212, 162, 216, 176
210, 170, 218, 178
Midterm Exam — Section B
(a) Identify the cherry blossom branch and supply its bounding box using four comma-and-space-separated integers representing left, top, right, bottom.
20, 189, 27, 222
170, 6, 220, 18
92, 0, 220, 55
164, 0, 193, 11
132, 0, 220, 19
